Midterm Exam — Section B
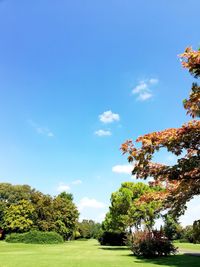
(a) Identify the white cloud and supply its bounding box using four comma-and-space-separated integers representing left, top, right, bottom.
57, 183, 70, 192
132, 82, 148, 94
28, 120, 54, 137
137, 92, 152, 101
78, 197, 105, 211
95, 129, 112, 136
149, 78, 159, 85
47, 132, 54, 137
99, 110, 120, 123
72, 179, 82, 185
112, 164, 133, 174
132, 78, 159, 101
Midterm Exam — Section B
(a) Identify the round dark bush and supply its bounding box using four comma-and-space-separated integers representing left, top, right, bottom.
98, 231, 127, 246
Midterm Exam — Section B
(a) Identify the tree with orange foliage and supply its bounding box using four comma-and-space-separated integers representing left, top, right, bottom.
122, 47, 200, 216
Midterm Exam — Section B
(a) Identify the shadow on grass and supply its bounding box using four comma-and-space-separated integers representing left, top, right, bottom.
99, 247, 129, 251
133, 254, 200, 267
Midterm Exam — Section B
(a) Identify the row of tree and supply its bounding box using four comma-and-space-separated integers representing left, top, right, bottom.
0, 183, 79, 240
163, 215, 200, 243
0, 183, 103, 241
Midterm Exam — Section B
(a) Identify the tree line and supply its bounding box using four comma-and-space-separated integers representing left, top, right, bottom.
0, 183, 79, 240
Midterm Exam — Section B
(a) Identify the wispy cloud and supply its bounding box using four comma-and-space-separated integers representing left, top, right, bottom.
72, 179, 82, 185
28, 120, 54, 137
99, 110, 120, 123
95, 129, 112, 136
57, 182, 70, 192
78, 197, 105, 211
149, 78, 159, 85
132, 78, 159, 101
112, 164, 133, 174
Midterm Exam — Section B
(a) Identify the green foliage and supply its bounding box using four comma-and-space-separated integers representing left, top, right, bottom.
103, 182, 163, 232
78, 220, 101, 239
3, 200, 34, 233
53, 194, 79, 240
163, 215, 183, 240
58, 192, 74, 201
0, 183, 79, 240
193, 220, 200, 243
5, 230, 64, 244
129, 230, 177, 258
98, 231, 127, 246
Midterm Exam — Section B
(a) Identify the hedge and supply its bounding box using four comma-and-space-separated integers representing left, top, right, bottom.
5, 230, 64, 244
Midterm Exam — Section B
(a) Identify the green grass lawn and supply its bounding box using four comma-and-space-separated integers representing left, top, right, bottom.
0, 239, 199, 267
174, 242, 200, 251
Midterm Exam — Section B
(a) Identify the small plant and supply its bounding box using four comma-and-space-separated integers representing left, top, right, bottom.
5, 230, 64, 244
129, 230, 177, 258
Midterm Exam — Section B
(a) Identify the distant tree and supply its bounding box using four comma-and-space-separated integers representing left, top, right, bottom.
163, 215, 183, 240
78, 220, 101, 239
0, 183, 79, 239
182, 225, 194, 243
193, 220, 200, 243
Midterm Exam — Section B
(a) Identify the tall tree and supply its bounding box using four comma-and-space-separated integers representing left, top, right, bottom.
53, 193, 79, 240
103, 182, 163, 232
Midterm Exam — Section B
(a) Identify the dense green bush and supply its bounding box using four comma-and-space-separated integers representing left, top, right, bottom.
98, 231, 127, 246
5, 230, 64, 244
129, 230, 177, 258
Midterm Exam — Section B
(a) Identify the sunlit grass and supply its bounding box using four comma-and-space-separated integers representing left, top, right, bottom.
0, 239, 199, 267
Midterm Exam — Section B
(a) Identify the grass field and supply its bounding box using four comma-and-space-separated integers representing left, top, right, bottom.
174, 242, 200, 251
0, 239, 200, 267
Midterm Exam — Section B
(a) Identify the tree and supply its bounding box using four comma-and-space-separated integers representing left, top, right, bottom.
3, 200, 35, 233
78, 220, 101, 239
0, 183, 79, 239
193, 220, 200, 243
103, 182, 163, 233
34, 194, 55, 232
53, 193, 79, 240
163, 215, 182, 240
121, 47, 200, 216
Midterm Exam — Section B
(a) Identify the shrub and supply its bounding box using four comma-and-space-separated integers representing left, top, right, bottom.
5, 230, 64, 244
98, 231, 127, 246
129, 230, 177, 258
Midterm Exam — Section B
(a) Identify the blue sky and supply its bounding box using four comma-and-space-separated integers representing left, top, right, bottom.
0, 0, 199, 225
